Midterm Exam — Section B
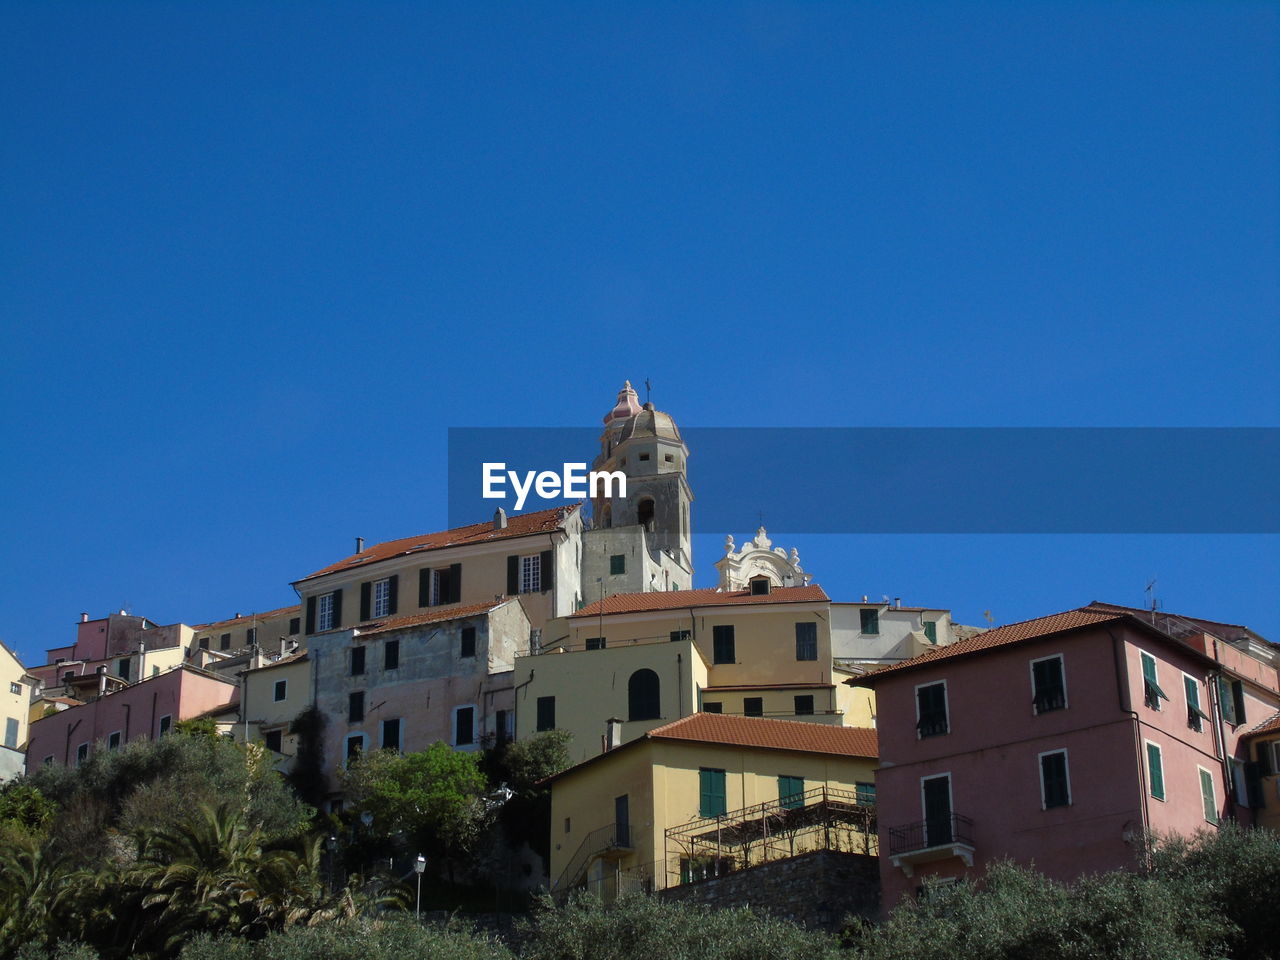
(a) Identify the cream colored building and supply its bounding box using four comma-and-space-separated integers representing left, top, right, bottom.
237, 650, 312, 772
516, 582, 873, 764
546, 713, 879, 898
1, 641, 33, 781
192, 605, 302, 659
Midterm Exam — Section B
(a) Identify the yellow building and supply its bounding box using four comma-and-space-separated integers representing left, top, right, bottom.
1, 640, 34, 781
546, 713, 878, 899
192, 605, 302, 658
516, 583, 873, 763
237, 651, 312, 772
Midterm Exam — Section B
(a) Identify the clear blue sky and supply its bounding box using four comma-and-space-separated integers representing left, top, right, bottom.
2, 2, 1276, 665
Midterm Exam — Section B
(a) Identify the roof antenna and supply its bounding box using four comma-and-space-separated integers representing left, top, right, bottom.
1145, 577, 1159, 613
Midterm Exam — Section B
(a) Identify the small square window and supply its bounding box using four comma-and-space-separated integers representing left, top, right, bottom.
743, 697, 763, 717
585, 637, 606, 651
638, 452, 650, 461
264, 730, 282, 753
860, 609, 879, 635
610, 554, 626, 575
289, 617, 300, 635
670, 629, 691, 642
702, 701, 723, 714
794, 695, 814, 715
198, 637, 209, 650
664, 454, 674, 463
9, 681, 22, 695
273, 679, 287, 702
158, 715, 172, 736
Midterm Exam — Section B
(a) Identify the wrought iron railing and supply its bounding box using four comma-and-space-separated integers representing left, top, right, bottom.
553, 821, 633, 891
887, 813, 974, 855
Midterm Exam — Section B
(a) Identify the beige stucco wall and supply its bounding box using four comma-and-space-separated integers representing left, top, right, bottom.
239, 656, 313, 769
1, 646, 30, 767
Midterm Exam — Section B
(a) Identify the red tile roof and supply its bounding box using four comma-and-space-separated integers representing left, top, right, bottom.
295, 505, 579, 584
247, 651, 309, 673
193, 605, 301, 631
1244, 711, 1280, 740
571, 585, 829, 618
854, 607, 1129, 683
548, 713, 877, 783
354, 599, 514, 637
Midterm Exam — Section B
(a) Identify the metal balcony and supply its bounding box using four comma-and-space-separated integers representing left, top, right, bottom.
886, 814, 975, 877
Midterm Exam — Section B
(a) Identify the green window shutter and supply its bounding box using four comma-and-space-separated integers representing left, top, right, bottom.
1232, 681, 1246, 726
700, 768, 727, 818
541, 550, 554, 591
360, 582, 372, 621
1199, 768, 1219, 823
1147, 743, 1165, 801
449, 563, 462, 603
331, 589, 343, 627
387, 574, 399, 615
1219, 676, 1237, 725
419, 568, 431, 608
1141, 653, 1157, 684
507, 556, 519, 595
923, 621, 937, 643
304, 596, 316, 635
778, 775, 804, 809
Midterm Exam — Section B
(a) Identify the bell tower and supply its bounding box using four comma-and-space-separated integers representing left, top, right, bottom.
581, 381, 694, 597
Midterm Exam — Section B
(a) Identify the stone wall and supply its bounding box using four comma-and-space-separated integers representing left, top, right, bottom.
659, 850, 879, 929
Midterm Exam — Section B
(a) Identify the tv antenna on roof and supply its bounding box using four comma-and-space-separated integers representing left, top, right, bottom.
1145, 578, 1160, 612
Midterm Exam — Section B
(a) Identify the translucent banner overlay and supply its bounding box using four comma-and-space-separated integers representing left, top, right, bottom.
447, 427, 1279, 533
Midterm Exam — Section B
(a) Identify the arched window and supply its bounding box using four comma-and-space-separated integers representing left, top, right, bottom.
637, 498, 655, 530
628, 668, 661, 721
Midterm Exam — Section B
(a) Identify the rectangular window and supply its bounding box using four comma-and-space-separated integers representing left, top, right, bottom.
743, 697, 764, 717
118, 658, 130, 682
795, 622, 818, 661
778, 775, 805, 809
317, 592, 335, 632
76, 743, 89, 765
349, 691, 365, 723
923, 621, 938, 643
3, 717, 17, 749
702, 701, 723, 714
495, 709, 512, 746
429, 565, 461, 606
382, 718, 401, 752
372, 578, 392, 618
1199, 766, 1219, 824
246, 627, 257, 646
860, 608, 879, 635
1141, 651, 1167, 711
345, 734, 364, 761
585, 637, 606, 650
264, 729, 282, 753
198, 637, 209, 650
8, 682, 20, 695
520, 555, 541, 593
158, 715, 172, 736
916, 681, 949, 737
610, 554, 626, 575
536, 696, 556, 731
108, 731, 121, 750
1146, 741, 1165, 801
1185, 675, 1208, 732
220, 634, 231, 651
1219, 677, 1246, 727
712, 625, 735, 664
384, 639, 400, 671
670, 630, 691, 643
856, 782, 877, 806
750, 578, 770, 595
1031, 655, 1067, 714
273, 679, 287, 702
1039, 750, 1071, 808
289, 617, 300, 635
794, 694, 815, 716
699, 768, 727, 818
460, 626, 477, 658
350, 646, 366, 676
454, 706, 474, 746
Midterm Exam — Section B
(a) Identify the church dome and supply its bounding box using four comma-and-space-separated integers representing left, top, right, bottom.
616, 402, 682, 442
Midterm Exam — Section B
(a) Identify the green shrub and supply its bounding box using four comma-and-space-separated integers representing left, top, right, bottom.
178, 917, 513, 960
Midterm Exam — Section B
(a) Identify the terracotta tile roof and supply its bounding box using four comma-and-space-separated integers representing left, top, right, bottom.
648, 714, 878, 758
548, 714, 877, 784
43, 696, 83, 707
1243, 711, 1280, 740
854, 607, 1129, 683
354, 599, 513, 637
247, 651, 309, 673
571, 585, 829, 618
193, 605, 302, 631
192, 700, 240, 721
295, 505, 579, 584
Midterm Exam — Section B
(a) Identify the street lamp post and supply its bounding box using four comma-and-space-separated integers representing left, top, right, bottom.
414, 853, 426, 918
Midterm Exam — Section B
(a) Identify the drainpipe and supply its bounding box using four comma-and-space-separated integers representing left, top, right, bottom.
64, 718, 82, 765
1208, 638, 1234, 815
1107, 627, 1150, 853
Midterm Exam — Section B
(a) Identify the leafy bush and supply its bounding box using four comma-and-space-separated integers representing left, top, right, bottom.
519, 893, 837, 960
178, 917, 513, 960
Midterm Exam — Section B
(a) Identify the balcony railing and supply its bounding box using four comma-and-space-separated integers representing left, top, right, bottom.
887, 814, 974, 856
554, 821, 633, 892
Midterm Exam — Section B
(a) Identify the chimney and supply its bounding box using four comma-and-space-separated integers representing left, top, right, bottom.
138, 638, 146, 681
894, 597, 902, 609
356, 537, 365, 554
97, 664, 107, 697
493, 508, 508, 530
80, 612, 89, 623
605, 717, 623, 752
280, 636, 288, 658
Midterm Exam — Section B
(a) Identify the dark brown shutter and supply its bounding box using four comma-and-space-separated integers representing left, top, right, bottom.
305, 596, 316, 635
419, 568, 431, 608
388, 574, 399, 615
331, 589, 343, 627
507, 555, 519, 595
449, 563, 462, 603
359, 582, 372, 621
541, 550, 553, 592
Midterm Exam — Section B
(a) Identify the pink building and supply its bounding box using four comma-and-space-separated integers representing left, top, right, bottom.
30, 611, 193, 689
26, 664, 239, 770
857, 603, 1279, 911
